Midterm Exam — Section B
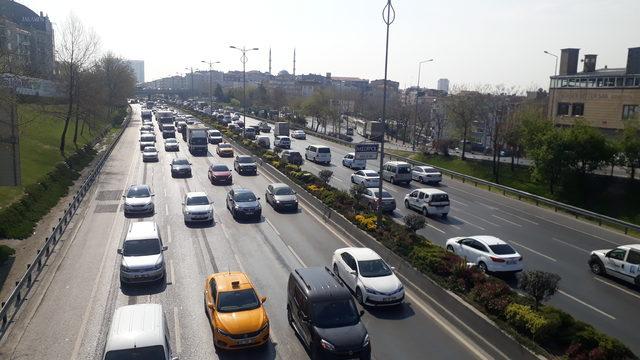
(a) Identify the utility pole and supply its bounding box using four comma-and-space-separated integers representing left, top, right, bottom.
201, 60, 220, 114
184, 67, 195, 98
269, 48, 272, 75
413, 59, 434, 151
293, 48, 296, 76
230, 45, 259, 127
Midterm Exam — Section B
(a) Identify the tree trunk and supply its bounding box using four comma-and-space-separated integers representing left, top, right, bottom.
60, 68, 75, 155
631, 166, 636, 180
461, 123, 468, 160
72, 79, 80, 146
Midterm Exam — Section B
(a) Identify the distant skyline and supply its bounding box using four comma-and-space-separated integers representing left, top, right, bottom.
17, 0, 640, 91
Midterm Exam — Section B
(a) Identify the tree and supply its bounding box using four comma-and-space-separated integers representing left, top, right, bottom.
445, 87, 483, 160
565, 120, 613, 175
620, 118, 640, 179
214, 84, 225, 102
518, 270, 560, 310
57, 13, 99, 155
404, 214, 426, 233
349, 183, 368, 206
318, 169, 334, 184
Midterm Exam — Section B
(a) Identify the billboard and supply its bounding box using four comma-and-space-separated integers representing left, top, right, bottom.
354, 143, 379, 160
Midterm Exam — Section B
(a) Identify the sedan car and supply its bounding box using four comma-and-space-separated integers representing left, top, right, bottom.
142, 146, 159, 162
589, 244, 640, 286
234, 155, 257, 175
139, 133, 156, 150
332, 247, 404, 306
122, 184, 155, 216
226, 188, 261, 221
204, 272, 269, 350
291, 129, 306, 140
216, 143, 234, 157
182, 192, 213, 224
170, 158, 192, 178
362, 188, 396, 213
265, 183, 298, 211
445, 236, 523, 274
207, 129, 223, 144
411, 165, 442, 184
351, 170, 380, 188
164, 138, 179, 151
208, 164, 232, 185
139, 124, 154, 133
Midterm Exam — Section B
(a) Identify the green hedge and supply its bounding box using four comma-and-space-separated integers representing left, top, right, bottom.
0, 245, 16, 264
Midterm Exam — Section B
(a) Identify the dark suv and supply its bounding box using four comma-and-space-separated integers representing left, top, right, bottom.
287, 267, 370, 360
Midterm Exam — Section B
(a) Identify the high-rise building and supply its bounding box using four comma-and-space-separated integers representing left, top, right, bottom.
437, 78, 449, 93
126, 60, 145, 84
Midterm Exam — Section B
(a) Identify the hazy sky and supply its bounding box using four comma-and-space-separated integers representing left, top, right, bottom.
18, 0, 640, 90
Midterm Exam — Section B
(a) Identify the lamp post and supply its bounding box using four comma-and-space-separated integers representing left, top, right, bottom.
413, 59, 434, 151
544, 50, 558, 123
544, 50, 558, 75
201, 60, 220, 114
184, 67, 196, 98
377, 0, 395, 227
230, 45, 259, 127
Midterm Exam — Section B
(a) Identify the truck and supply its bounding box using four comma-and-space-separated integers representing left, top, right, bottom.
156, 110, 175, 128
274, 122, 289, 138
141, 109, 152, 120
186, 125, 209, 155
365, 121, 383, 142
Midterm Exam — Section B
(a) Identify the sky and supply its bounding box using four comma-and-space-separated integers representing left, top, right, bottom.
17, 0, 640, 90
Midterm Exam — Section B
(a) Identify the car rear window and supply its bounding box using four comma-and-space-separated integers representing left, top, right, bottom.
489, 244, 516, 255
105, 346, 166, 360
318, 148, 330, 153
431, 194, 449, 202
397, 165, 411, 174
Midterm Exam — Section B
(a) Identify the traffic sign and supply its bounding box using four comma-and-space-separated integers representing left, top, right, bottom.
355, 143, 379, 160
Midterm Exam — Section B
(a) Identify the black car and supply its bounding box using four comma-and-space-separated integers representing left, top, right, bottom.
281, 150, 304, 166
287, 267, 370, 360
226, 188, 261, 221
233, 155, 257, 175
170, 158, 192, 178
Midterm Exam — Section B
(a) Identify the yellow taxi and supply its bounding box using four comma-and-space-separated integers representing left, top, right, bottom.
204, 272, 269, 350
216, 143, 234, 157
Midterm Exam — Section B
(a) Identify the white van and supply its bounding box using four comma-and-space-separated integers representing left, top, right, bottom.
382, 161, 412, 185
103, 304, 177, 360
255, 135, 271, 148
305, 145, 331, 164
404, 188, 450, 218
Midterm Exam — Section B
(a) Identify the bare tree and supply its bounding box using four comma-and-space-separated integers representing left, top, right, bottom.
444, 85, 483, 160
57, 14, 99, 154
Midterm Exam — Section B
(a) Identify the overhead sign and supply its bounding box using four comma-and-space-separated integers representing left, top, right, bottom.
354, 143, 379, 160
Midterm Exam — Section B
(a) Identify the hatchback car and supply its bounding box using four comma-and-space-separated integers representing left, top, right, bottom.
342, 153, 366, 170
351, 170, 381, 188
411, 166, 442, 184
208, 164, 233, 185
142, 146, 159, 162
204, 272, 269, 350
170, 158, 192, 178
183, 192, 213, 224
265, 183, 298, 211
216, 143, 234, 157
281, 150, 303, 165
404, 188, 449, 218
362, 188, 396, 213
446, 236, 524, 273
122, 185, 155, 216
332, 247, 404, 306
164, 138, 179, 152
139, 124, 154, 133
226, 188, 261, 221
234, 155, 257, 175
589, 244, 640, 286
118, 221, 167, 286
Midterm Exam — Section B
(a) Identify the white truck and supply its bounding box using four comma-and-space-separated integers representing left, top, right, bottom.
274, 122, 289, 138
186, 125, 209, 155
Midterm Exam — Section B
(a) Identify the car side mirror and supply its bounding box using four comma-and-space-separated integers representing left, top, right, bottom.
261, 296, 267, 303
122, 195, 126, 199
359, 310, 365, 317
162, 246, 168, 251
117, 249, 122, 255
181, 202, 185, 206
605, 251, 612, 258
292, 191, 297, 194
349, 270, 357, 276
300, 312, 309, 322
257, 197, 261, 200
207, 303, 215, 311
390, 266, 396, 271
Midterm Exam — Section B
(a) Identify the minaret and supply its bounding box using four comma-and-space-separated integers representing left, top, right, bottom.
268, 48, 272, 75
293, 48, 296, 76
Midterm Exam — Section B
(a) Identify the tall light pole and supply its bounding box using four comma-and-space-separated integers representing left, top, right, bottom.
413, 59, 434, 151
201, 60, 220, 114
230, 45, 259, 127
544, 50, 558, 123
377, 0, 395, 227
185, 67, 196, 98
544, 50, 558, 75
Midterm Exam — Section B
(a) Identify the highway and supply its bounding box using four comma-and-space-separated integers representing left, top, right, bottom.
239, 114, 640, 355
0, 106, 538, 360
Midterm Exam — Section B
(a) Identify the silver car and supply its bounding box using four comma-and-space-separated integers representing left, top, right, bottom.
182, 192, 213, 224
123, 185, 155, 216
164, 138, 179, 151
265, 183, 298, 211
411, 166, 442, 184
142, 146, 159, 162
363, 188, 396, 213
118, 221, 167, 285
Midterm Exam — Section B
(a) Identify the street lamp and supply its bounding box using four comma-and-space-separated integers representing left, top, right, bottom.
230, 45, 259, 127
413, 59, 434, 151
185, 67, 197, 98
544, 50, 558, 123
543, 50, 558, 75
377, 0, 395, 227
201, 60, 220, 114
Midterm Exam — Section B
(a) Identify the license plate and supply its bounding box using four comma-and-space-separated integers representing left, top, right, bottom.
237, 338, 254, 345
507, 260, 517, 265
383, 297, 394, 302
245, 211, 254, 215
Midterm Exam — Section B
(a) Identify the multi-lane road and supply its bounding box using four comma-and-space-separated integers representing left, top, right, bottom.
238, 113, 640, 355
0, 106, 543, 360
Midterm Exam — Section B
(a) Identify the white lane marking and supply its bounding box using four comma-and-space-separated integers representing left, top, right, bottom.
456, 209, 500, 227
165, 204, 169, 215
220, 222, 231, 239
234, 253, 246, 273
494, 208, 539, 225
174, 307, 182, 354
478, 202, 498, 210
491, 215, 522, 227
265, 218, 281, 236
451, 199, 468, 207
331, 176, 344, 182
509, 240, 557, 262
453, 216, 486, 231
558, 290, 616, 320
164, 188, 167, 196
386, 187, 400, 194
551, 237, 589, 253
593, 277, 640, 301
170, 260, 176, 285
167, 224, 172, 244
427, 223, 446, 234
538, 217, 619, 245
288, 245, 307, 267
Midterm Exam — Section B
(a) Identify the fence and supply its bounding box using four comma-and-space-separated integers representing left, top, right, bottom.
0, 111, 131, 333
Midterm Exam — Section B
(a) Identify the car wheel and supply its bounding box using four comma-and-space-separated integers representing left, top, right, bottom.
441, 213, 448, 219
355, 288, 365, 305
390, 176, 395, 184
351, 176, 355, 183
590, 259, 605, 275
404, 200, 409, 209
419, 176, 424, 183
478, 262, 488, 273
635, 276, 640, 288
333, 263, 340, 278
446, 245, 454, 253
422, 207, 429, 216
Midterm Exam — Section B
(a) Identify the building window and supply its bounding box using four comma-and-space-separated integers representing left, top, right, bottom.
557, 103, 570, 116
623, 105, 638, 120
572, 103, 584, 116
635, 77, 640, 87
625, 77, 635, 87
597, 78, 604, 87
616, 77, 624, 87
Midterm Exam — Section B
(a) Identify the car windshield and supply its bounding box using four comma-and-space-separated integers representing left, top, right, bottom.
362, 171, 378, 177
312, 300, 360, 328
318, 148, 330, 153
218, 144, 231, 149
166, 138, 177, 143
234, 192, 257, 202
209, 130, 221, 135
274, 187, 293, 195
373, 190, 392, 198
144, 147, 156, 152
173, 159, 189, 165
127, 187, 150, 198
104, 345, 166, 360
489, 244, 516, 255
358, 259, 393, 277
187, 196, 209, 206
123, 239, 161, 257
237, 157, 254, 163
217, 289, 260, 313
141, 135, 154, 141
397, 165, 411, 174
212, 165, 229, 171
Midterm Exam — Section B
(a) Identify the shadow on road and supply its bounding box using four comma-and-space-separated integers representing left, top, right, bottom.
216, 340, 278, 360
366, 302, 415, 321
0, 256, 16, 292
121, 278, 167, 296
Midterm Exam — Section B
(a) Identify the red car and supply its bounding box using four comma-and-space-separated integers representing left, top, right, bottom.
208, 164, 233, 185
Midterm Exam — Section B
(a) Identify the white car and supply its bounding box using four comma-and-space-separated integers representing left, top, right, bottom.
164, 138, 179, 151
404, 188, 450, 218
207, 129, 223, 144
342, 153, 366, 170
589, 244, 640, 286
122, 184, 155, 216
291, 129, 306, 139
142, 146, 159, 162
274, 136, 291, 149
350, 170, 380, 187
411, 166, 442, 184
445, 236, 523, 273
332, 247, 404, 306
182, 192, 213, 224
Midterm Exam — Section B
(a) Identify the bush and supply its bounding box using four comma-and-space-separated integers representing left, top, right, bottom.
285, 164, 301, 173
518, 270, 561, 309
0, 245, 16, 264
470, 278, 513, 315
404, 214, 426, 233
505, 303, 561, 341
566, 324, 635, 360
354, 213, 377, 231
318, 169, 334, 184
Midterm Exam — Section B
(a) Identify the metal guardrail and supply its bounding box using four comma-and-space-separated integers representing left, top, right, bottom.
0, 110, 131, 332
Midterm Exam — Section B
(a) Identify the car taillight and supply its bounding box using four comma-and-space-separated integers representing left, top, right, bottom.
490, 256, 505, 263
